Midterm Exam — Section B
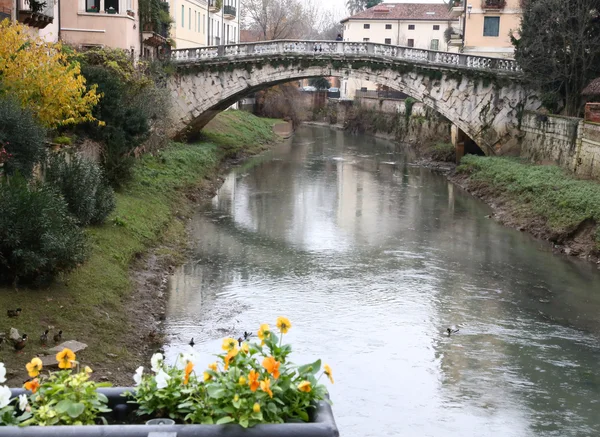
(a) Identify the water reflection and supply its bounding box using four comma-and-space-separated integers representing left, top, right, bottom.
164, 126, 600, 437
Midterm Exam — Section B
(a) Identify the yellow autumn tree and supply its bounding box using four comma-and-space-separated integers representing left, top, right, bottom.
0, 19, 101, 128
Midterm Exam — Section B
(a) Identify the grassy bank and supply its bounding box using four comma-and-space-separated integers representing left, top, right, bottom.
0, 111, 282, 384
456, 156, 600, 255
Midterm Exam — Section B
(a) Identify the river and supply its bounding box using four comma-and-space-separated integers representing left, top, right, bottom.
163, 126, 600, 437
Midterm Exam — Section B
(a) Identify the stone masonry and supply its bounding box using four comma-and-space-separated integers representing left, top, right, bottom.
167, 53, 541, 156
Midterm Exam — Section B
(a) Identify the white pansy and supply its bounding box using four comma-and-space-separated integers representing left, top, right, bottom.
133, 366, 144, 386
180, 352, 199, 367
18, 394, 28, 411
0, 385, 11, 409
0, 363, 6, 383
155, 369, 171, 389
150, 353, 164, 373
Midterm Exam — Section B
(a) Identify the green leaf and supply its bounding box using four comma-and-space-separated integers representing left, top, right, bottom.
297, 410, 309, 422
298, 359, 321, 375
216, 416, 235, 425
201, 417, 214, 425
267, 402, 278, 413
206, 385, 226, 399
56, 400, 86, 418
239, 417, 249, 428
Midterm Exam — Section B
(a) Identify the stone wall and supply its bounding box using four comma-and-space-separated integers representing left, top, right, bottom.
576, 122, 600, 179
356, 96, 426, 117
521, 111, 600, 181
520, 111, 580, 171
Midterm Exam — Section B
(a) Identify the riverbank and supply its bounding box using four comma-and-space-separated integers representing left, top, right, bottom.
450, 156, 600, 264
0, 111, 284, 386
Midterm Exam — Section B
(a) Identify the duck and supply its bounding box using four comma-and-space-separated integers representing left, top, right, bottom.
238, 331, 253, 346
53, 330, 63, 344
40, 329, 49, 346
446, 326, 460, 336
7, 308, 22, 318
13, 334, 28, 352
189, 338, 195, 347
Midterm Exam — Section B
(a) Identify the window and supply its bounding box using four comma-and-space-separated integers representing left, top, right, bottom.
364, 24, 370, 29
105, 0, 118, 13
483, 16, 500, 36
385, 24, 392, 29
430, 39, 439, 50
363, 38, 370, 42
407, 39, 414, 47
408, 24, 415, 30
385, 38, 391, 44
181, 5, 184, 27
433, 25, 440, 30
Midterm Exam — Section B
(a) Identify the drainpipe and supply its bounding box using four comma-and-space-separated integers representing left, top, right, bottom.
461, 1, 467, 49
397, 19, 400, 45
207, 2, 210, 45
57, 0, 61, 41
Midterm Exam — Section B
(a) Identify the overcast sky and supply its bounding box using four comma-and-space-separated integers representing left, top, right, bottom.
325, 0, 447, 20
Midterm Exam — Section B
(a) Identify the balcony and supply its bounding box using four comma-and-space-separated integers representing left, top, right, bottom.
223, 5, 235, 19
208, 0, 220, 12
482, 0, 506, 10
18, 0, 54, 29
449, 0, 464, 17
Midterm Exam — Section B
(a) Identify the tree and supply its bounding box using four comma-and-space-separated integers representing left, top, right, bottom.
513, 0, 600, 116
241, 0, 309, 40
345, 0, 382, 15
0, 21, 101, 128
241, 0, 340, 40
309, 77, 331, 89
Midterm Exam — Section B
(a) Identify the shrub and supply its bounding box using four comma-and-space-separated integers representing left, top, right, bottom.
428, 142, 456, 162
0, 176, 88, 286
0, 21, 100, 128
52, 136, 73, 146
0, 97, 47, 178
45, 154, 116, 225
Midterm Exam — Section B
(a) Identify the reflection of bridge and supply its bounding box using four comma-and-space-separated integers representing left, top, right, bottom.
167, 40, 542, 156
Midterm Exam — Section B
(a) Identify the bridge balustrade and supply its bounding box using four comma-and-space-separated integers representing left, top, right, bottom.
170, 40, 521, 74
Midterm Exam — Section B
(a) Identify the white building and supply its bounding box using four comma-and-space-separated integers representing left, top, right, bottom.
170, 0, 240, 50
340, 3, 457, 99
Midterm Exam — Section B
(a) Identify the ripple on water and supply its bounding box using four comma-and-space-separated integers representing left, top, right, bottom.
163, 126, 600, 437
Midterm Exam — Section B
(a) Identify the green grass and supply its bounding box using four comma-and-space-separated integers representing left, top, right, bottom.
428, 142, 455, 162
0, 111, 280, 383
458, 156, 600, 242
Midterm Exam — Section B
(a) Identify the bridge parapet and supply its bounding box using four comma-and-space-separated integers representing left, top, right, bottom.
170, 40, 521, 74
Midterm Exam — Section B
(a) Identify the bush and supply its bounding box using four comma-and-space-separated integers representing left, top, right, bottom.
428, 142, 456, 162
52, 136, 73, 146
0, 97, 47, 178
45, 154, 116, 225
0, 176, 88, 286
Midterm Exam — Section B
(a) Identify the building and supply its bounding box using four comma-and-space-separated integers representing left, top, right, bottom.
448, 0, 521, 58
59, 0, 141, 56
1, 0, 58, 42
340, 3, 457, 99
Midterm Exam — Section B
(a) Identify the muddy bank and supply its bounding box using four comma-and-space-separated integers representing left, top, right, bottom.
1, 111, 285, 388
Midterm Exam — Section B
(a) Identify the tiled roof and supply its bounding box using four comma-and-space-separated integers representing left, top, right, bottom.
583, 77, 600, 96
341, 3, 455, 22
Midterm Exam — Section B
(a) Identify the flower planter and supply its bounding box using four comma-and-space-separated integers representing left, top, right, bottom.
7, 387, 339, 437
86, 8, 98, 12
106, 9, 117, 14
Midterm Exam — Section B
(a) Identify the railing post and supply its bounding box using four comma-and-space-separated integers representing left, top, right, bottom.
427, 50, 436, 63
366, 43, 374, 54
217, 45, 224, 57
337, 42, 344, 54
458, 54, 467, 66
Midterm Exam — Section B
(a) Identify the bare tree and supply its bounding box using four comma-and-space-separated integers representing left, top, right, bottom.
242, 0, 344, 41
514, 0, 600, 115
241, 0, 309, 40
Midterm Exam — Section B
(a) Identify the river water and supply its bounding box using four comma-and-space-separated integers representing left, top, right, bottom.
164, 126, 600, 437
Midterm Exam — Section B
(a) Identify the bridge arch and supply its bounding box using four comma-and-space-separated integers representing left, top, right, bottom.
167, 41, 542, 156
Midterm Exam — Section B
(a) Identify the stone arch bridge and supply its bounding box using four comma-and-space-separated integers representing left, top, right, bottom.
168, 40, 541, 156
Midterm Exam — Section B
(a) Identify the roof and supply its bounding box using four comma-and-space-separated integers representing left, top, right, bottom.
341, 3, 455, 23
582, 77, 600, 96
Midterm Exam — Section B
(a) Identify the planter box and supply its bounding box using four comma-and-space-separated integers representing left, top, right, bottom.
106, 9, 117, 14
7, 387, 339, 437
86, 8, 98, 12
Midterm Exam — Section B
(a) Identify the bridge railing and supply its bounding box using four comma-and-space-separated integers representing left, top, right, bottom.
170, 40, 521, 74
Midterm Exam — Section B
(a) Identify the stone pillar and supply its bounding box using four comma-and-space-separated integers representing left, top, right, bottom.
451, 124, 465, 163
